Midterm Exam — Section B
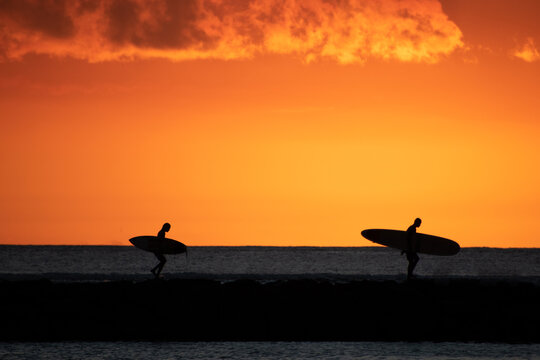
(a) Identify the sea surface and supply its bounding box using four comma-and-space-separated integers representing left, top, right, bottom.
0, 246, 539, 282
0, 341, 539, 360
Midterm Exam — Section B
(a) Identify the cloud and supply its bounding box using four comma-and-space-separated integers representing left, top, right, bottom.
0, 0, 75, 38
0, 0, 463, 64
513, 38, 540, 62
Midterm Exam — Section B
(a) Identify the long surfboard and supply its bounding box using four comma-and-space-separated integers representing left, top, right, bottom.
129, 236, 187, 255
361, 229, 460, 256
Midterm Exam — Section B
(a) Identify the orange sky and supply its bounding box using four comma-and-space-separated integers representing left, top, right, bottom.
1, 0, 539, 247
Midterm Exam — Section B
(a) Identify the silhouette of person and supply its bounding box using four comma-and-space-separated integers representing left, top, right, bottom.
151, 222, 170, 278
402, 218, 421, 280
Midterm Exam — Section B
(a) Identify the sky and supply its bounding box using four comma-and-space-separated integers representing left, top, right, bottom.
1, 0, 539, 247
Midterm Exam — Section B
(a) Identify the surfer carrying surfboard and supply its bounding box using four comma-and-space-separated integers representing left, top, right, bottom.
129, 224, 187, 278
151, 222, 170, 278
402, 218, 421, 280
361, 221, 459, 279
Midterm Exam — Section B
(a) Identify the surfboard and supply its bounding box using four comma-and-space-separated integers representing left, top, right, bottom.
129, 236, 187, 255
361, 229, 460, 256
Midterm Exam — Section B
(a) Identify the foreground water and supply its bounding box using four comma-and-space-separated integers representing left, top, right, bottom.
0, 342, 539, 360
0, 246, 538, 282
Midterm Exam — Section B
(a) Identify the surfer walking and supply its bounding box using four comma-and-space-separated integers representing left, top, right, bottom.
402, 218, 421, 280
151, 222, 170, 278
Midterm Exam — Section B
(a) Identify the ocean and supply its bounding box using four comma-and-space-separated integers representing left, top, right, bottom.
1, 246, 539, 359
0, 245, 538, 282
0, 341, 539, 360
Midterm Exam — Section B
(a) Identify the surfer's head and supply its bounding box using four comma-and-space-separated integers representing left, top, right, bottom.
414, 218, 422, 227
162, 223, 171, 232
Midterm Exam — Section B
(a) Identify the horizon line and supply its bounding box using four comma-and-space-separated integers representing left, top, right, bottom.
0, 244, 538, 249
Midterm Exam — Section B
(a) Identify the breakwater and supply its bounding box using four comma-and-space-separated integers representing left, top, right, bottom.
1, 278, 538, 342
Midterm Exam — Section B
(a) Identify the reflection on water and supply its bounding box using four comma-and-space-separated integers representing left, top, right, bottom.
0, 342, 538, 360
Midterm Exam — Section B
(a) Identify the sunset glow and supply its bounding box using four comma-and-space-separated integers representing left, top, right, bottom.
1, 0, 539, 247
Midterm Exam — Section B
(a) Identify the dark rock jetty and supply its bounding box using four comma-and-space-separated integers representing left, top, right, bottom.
1, 278, 538, 342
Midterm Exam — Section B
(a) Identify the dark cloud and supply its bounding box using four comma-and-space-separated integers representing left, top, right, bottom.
0, 0, 464, 63
105, 0, 212, 49
105, 0, 140, 45
0, 0, 74, 38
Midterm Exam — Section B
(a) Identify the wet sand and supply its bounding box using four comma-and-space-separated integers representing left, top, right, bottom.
1, 278, 538, 342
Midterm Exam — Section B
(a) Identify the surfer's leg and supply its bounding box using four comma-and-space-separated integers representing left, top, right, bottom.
156, 254, 167, 277
152, 253, 165, 278
406, 252, 418, 279
408, 253, 419, 279
151, 263, 160, 277
406, 252, 413, 279
156, 261, 166, 277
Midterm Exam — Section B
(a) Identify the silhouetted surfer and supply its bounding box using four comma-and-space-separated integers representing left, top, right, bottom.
151, 222, 170, 278
402, 218, 421, 280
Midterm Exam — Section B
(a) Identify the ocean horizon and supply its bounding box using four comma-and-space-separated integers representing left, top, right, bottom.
1, 245, 538, 282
